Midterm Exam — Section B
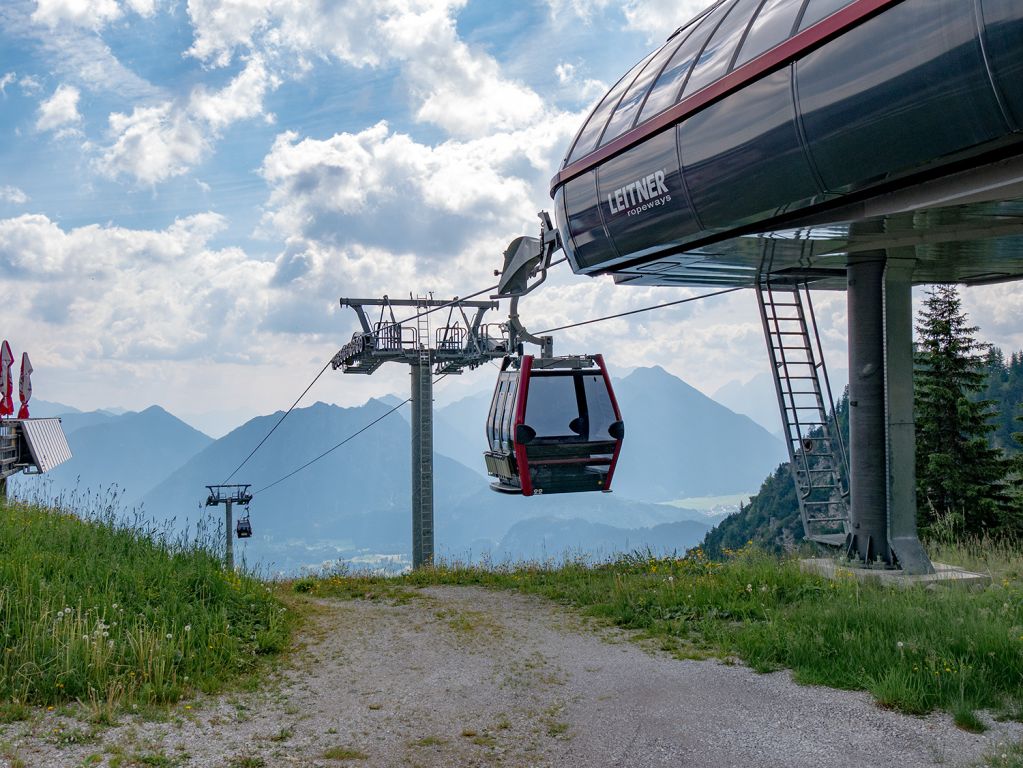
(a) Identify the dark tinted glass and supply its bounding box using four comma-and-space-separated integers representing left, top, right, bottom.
979, 0, 1023, 129
638, 1, 737, 123
797, 0, 854, 31
553, 186, 579, 271
601, 37, 686, 146
525, 375, 581, 439
596, 129, 701, 262
501, 375, 517, 451
487, 377, 501, 449
581, 374, 617, 440
564, 172, 619, 271
681, 0, 764, 97
796, 0, 1005, 193
734, 0, 804, 67
679, 68, 820, 229
567, 52, 656, 164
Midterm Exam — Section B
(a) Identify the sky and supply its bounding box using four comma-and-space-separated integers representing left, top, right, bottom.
2, 0, 1022, 437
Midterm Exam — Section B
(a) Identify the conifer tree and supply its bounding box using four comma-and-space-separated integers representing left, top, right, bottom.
914, 285, 1013, 537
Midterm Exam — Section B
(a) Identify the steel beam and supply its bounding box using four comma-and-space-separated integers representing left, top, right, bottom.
225, 500, 234, 571
411, 359, 434, 569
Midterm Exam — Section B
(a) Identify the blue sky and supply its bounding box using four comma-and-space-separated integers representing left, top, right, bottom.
1, 0, 1020, 436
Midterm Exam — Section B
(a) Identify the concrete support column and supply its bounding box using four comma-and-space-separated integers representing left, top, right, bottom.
846, 253, 893, 566
884, 256, 934, 574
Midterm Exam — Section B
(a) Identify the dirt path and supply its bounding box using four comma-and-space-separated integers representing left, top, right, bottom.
4, 586, 1021, 767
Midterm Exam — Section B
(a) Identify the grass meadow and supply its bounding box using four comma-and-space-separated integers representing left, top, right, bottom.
0, 496, 292, 715
301, 542, 1023, 725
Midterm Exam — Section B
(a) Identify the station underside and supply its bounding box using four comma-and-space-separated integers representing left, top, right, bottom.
606, 157, 1023, 290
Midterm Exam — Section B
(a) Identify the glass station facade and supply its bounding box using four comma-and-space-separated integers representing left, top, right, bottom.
552, 0, 1023, 282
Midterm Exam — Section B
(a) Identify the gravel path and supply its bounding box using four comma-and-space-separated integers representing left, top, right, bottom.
3, 586, 1020, 767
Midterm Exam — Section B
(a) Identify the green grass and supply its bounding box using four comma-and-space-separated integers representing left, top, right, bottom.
0, 498, 293, 709
300, 544, 1023, 720
322, 746, 368, 760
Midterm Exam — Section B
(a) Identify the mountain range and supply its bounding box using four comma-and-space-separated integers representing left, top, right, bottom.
11, 366, 784, 572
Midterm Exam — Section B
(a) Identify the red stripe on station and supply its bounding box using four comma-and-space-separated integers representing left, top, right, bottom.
549, 0, 906, 197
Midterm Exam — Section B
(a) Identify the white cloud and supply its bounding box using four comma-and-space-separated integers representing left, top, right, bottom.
35, 83, 81, 133
32, 0, 123, 29
189, 55, 278, 131
0, 72, 15, 95
0, 212, 275, 361
185, 0, 543, 137
621, 0, 706, 40
258, 113, 580, 283
124, 0, 157, 15
30, 0, 158, 28
545, 0, 613, 22
0, 186, 29, 204
98, 56, 277, 184
544, 0, 705, 41
98, 103, 208, 185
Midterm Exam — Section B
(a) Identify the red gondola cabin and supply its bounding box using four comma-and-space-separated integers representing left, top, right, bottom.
484, 354, 624, 495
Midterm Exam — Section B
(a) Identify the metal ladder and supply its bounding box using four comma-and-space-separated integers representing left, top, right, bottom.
413, 299, 434, 565
756, 280, 850, 545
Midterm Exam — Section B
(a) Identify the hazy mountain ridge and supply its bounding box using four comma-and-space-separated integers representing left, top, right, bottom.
494, 516, 711, 562
14, 366, 784, 572
14, 406, 212, 505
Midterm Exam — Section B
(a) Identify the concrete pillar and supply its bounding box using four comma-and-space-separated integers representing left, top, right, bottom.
884, 256, 934, 574
846, 253, 893, 566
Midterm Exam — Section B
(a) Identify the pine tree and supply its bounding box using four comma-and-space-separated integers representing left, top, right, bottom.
914, 285, 1014, 538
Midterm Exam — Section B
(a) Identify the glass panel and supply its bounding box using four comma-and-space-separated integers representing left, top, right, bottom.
796, 0, 1005, 193
563, 172, 618, 271
600, 38, 687, 147
681, 0, 764, 98
524, 374, 582, 439
980, 0, 1023, 129
581, 374, 618, 440
638, 0, 737, 123
567, 52, 657, 164
487, 378, 501, 450
734, 0, 805, 68
797, 0, 854, 31
502, 375, 517, 452
596, 129, 701, 263
678, 68, 820, 229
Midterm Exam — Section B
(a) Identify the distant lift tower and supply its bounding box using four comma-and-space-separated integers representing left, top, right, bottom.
332, 296, 505, 568
205, 484, 252, 570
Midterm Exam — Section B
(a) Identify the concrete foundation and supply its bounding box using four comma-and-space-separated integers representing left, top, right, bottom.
801, 558, 988, 588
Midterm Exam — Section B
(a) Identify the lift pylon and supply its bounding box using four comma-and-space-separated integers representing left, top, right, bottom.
205, 484, 252, 570
333, 296, 505, 569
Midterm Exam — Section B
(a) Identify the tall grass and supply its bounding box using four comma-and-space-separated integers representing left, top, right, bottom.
0, 496, 292, 709
304, 545, 1023, 719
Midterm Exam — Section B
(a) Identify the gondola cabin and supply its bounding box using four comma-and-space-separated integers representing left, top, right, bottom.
236, 514, 252, 539
484, 354, 624, 495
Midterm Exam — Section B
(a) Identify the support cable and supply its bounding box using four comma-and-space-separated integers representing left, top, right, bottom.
532, 286, 742, 336
221, 357, 333, 483
252, 375, 449, 494
224, 262, 732, 493
221, 259, 569, 480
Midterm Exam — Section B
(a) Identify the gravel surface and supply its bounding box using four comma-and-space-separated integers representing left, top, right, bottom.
3, 585, 1020, 767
